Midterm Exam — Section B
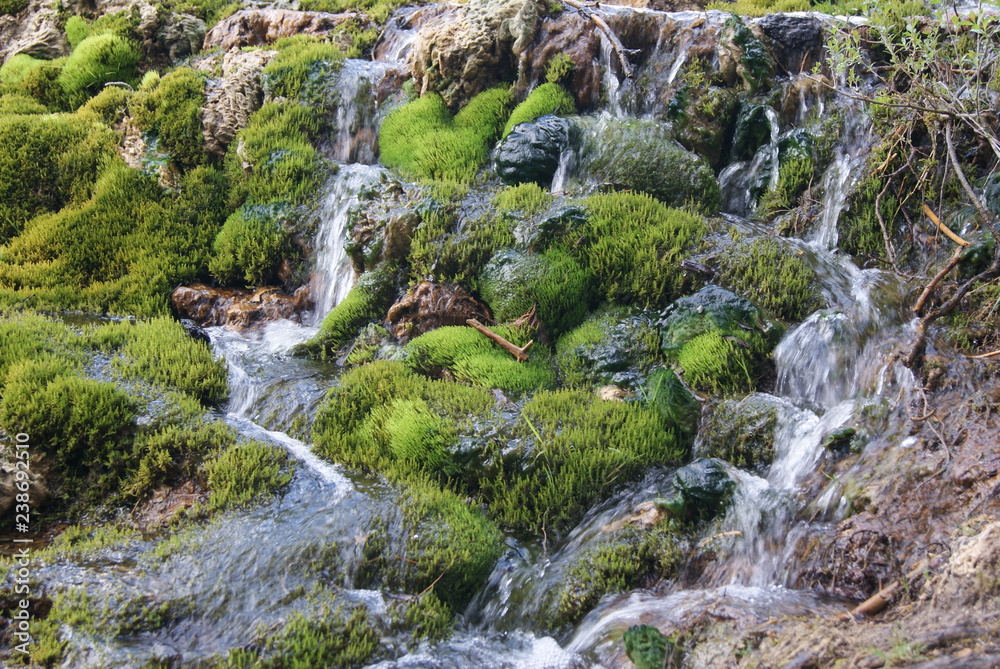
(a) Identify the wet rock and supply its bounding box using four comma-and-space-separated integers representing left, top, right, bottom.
346, 176, 419, 272
733, 103, 775, 161
797, 512, 899, 601
374, 5, 452, 63
410, 0, 525, 109
930, 520, 1000, 609
385, 282, 492, 342
514, 205, 586, 252
672, 86, 739, 169
645, 368, 701, 438
201, 48, 276, 158
658, 285, 773, 353
556, 309, 663, 390
597, 385, 633, 401
602, 500, 665, 532
171, 283, 312, 328
202, 9, 368, 51
0, 1, 68, 62
718, 14, 775, 90
667, 458, 736, 522
495, 114, 569, 186
755, 13, 824, 74
155, 12, 206, 64
514, 11, 602, 109
0, 456, 49, 519
699, 393, 782, 473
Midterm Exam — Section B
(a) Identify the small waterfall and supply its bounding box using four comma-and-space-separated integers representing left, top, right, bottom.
813, 109, 871, 250
719, 107, 781, 216
331, 60, 401, 164
308, 164, 385, 320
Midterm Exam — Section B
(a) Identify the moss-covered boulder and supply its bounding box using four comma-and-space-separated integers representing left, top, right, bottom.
555, 308, 663, 390
502, 83, 575, 137
209, 204, 292, 287
698, 393, 782, 474
732, 103, 775, 161
662, 458, 736, 522
576, 192, 707, 309
477, 248, 593, 339
580, 118, 720, 211
625, 624, 677, 669
658, 285, 783, 395
644, 368, 701, 440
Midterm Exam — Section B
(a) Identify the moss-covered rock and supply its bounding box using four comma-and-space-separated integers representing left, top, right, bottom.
555, 308, 663, 390
644, 367, 701, 440
716, 234, 823, 322
580, 118, 720, 211
658, 285, 783, 396
203, 442, 293, 510
263, 35, 345, 111
407, 204, 515, 287
58, 34, 140, 107
732, 103, 775, 161
209, 204, 292, 287
305, 267, 397, 356
698, 393, 782, 474
131, 67, 208, 171
662, 457, 736, 522
625, 624, 678, 669
478, 248, 593, 339
577, 191, 707, 309
502, 82, 575, 137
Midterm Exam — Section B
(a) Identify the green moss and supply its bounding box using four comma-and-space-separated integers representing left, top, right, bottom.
64, 15, 90, 48
173, 0, 240, 28
643, 367, 700, 439
305, 268, 397, 356
0, 0, 27, 15
554, 308, 663, 389
379, 88, 512, 184
78, 85, 132, 125
582, 119, 720, 211
132, 68, 208, 171
545, 53, 575, 85
0, 54, 46, 84
758, 157, 815, 219
0, 93, 49, 114
478, 248, 593, 338
210, 205, 291, 286
0, 112, 117, 239
493, 183, 552, 216
299, 0, 411, 23
676, 331, 754, 395
90, 316, 228, 403
578, 192, 707, 309
503, 82, 575, 137
225, 101, 323, 208
483, 389, 688, 534
404, 591, 453, 642
264, 36, 345, 110
716, 235, 822, 322
554, 523, 682, 626
405, 324, 556, 394
407, 206, 515, 286
204, 442, 293, 510
5, 57, 68, 110
704, 0, 809, 16
58, 34, 140, 108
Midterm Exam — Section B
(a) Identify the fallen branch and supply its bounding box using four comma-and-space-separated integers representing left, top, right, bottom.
561, 0, 638, 78
969, 348, 1000, 359
697, 530, 743, 548
467, 318, 534, 362
912, 243, 965, 316
922, 204, 970, 247
834, 559, 928, 622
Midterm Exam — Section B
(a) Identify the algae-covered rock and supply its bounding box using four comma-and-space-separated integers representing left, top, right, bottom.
658, 286, 783, 395
698, 393, 782, 473
732, 103, 775, 161
555, 308, 663, 390
671, 84, 739, 169
478, 248, 593, 338
514, 205, 586, 252
718, 15, 774, 90
645, 367, 701, 439
625, 624, 677, 669
668, 457, 736, 522
495, 114, 569, 186
580, 117, 721, 211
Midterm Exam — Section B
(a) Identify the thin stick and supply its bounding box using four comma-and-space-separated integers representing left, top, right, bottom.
834, 560, 929, 622
561, 0, 636, 78
467, 318, 534, 362
913, 244, 965, 315
922, 204, 970, 247
698, 530, 743, 548
969, 349, 1000, 359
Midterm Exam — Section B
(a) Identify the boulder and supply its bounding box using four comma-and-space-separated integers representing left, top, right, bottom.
495, 114, 569, 186
201, 48, 276, 158
755, 13, 824, 74
202, 8, 368, 51
0, 1, 68, 62
513, 11, 602, 109
171, 284, 312, 328
668, 457, 736, 522
658, 285, 770, 353
385, 282, 492, 342
699, 393, 783, 473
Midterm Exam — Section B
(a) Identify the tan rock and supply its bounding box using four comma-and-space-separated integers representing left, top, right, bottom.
203, 8, 368, 51
201, 47, 276, 158
0, 0, 68, 63
171, 283, 312, 328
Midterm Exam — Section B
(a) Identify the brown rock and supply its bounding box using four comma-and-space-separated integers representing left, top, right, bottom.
0, 456, 48, 520
602, 500, 665, 533
131, 480, 208, 531
202, 8, 369, 51
171, 283, 312, 328
514, 12, 602, 109
598, 385, 633, 401
201, 47, 277, 158
386, 282, 492, 342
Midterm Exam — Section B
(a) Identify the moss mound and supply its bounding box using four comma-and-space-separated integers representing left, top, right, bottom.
204, 443, 293, 511
494, 183, 552, 217
716, 235, 822, 322
581, 118, 720, 211
264, 36, 345, 112
483, 389, 688, 534
306, 268, 397, 356
405, 324, 556, 394
378, 88, 512, 184
577, 192, 707, 309
477, 248, 593, 338
407, 206, 515, 286
503, 82, 575, 137
131, 68, 208, 171
58, 34, 140, 107
210, 204, 291, 287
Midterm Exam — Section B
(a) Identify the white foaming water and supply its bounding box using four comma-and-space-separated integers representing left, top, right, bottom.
309, 164, 385, 320
812, 110, 871, 250
228, 415, 346, 486
719, 107, 780, 216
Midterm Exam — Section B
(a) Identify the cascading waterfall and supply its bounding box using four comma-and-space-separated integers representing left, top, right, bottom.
719, 107, 781, 216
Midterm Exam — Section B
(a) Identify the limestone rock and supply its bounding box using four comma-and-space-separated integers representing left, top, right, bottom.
513, 12, 601, 109
203, 8, 368, 51
201, 48, 276, 158
156, 12, 207, 63
410, 0, 526, 109
171, 283, 312, 328
931, 520, 1000, 609
374, 5, 452, 63
0, 0, 68, 62
386, 282, 492, 342
755, 13, 824, 74
0, 456, 49, 520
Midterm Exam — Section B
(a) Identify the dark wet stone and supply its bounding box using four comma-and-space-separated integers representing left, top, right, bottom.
495, 115, 570, 186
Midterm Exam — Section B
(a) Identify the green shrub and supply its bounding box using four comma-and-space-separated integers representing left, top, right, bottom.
716, 235, 822, 322
133, 68, 208, 171
477, 248, 593, 338
91, 316, 228, 403
553, 523, 682, 627
0, 112, 117, 239
379, 88, 512, 184
578, 192, 707, 309
503, 82, 575, 137
0, 54, 45, 84
493, 183, 552, 216
204, 442, 293, 510
483, 389, 688, 534
225, 102, 323, 207
264, 36, 345, 107
581, 118, 720, 211
306, 268, 397, 356
405, 324, 556, 394
210, 206, 290, 286
58, 34, 140, 107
